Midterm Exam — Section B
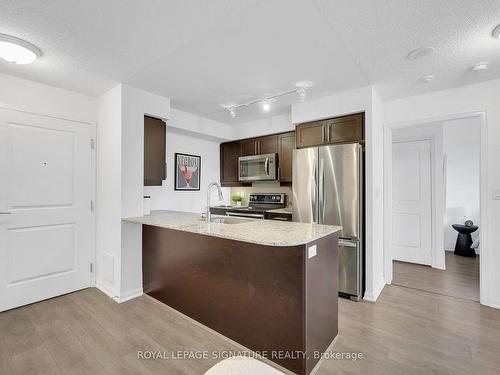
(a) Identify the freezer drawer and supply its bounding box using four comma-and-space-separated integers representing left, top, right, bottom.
338, 239, 362, 301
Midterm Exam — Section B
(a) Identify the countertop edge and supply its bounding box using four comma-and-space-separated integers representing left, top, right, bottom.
122, 215, 341, 247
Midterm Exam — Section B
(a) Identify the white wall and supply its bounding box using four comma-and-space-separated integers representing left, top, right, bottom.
232, 113, 293, 139
384, 78, 499, 308
144, 127, 231, 213
96, 85, 122, 297
443, 117, 481, 250
0, 73, 96, 124
96, 85, 233, 301
290, 86, 386, 302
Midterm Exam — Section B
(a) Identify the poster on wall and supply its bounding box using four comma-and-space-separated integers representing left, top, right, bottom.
175, 153, 201, 191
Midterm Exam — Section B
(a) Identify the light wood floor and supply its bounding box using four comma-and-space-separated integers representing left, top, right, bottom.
1, 285, 499, 375
393, 251, 480, 302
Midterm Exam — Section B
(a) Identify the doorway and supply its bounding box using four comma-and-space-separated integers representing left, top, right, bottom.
0, 108, 95, 312
385, 115, 482, 302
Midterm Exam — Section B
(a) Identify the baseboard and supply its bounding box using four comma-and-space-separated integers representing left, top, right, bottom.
363, 279, 386, 302
95, 281, 120, 301
118, 287, 143, 303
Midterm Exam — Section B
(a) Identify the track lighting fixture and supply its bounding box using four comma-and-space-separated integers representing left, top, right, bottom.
297, 87, 306, 102
220, 81, 313, 118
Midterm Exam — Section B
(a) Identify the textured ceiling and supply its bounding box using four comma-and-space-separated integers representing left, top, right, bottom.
1, 0, 500, 124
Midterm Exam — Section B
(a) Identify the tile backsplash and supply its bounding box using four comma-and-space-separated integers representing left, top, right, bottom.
230, 181, 292, 207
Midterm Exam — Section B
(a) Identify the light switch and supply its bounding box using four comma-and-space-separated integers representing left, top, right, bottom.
308, 244, 317, 259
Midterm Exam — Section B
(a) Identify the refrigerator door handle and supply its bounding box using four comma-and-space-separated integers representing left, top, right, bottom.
318, 158, 325, 224
312, 160, 318, 223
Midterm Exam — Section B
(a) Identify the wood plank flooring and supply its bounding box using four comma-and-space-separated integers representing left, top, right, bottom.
393, 251, 479, 301
1, 284, 499, 375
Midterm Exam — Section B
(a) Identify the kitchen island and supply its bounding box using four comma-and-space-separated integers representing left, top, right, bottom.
123, 211, 341, 375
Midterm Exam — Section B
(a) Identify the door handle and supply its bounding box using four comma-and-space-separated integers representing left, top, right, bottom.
265, 157, 269, 175
318, 158, 325, 223
0, 211, 12, 214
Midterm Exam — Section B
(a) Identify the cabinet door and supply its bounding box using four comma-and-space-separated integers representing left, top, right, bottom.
278, 132, 295, 183
296, 120, 327, 148
326, 113, 364, 144
220, 141, 242, 186
241, 139, 258, 156
258, 135, 278, 155
144, 116, 166, 186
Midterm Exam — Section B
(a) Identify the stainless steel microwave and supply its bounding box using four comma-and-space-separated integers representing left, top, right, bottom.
238, 153, 278, 181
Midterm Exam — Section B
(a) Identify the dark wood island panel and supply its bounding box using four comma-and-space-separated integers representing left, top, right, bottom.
142, 225, 338, 374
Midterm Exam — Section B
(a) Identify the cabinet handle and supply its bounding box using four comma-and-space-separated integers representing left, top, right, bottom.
321, 126, 325, 143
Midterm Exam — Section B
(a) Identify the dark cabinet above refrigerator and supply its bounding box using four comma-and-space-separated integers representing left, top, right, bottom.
295, 113, 364, 149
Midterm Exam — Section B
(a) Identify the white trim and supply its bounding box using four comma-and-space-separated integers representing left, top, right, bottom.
90, 122, 97, 286
384, 111, 491, 307
95, 282, 120, 301
0, 103, 93, 125
363, 278, 386, 302
117, 287, 143, 303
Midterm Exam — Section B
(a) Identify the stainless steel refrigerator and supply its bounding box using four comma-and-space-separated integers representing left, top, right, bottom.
292, 143, 363, 301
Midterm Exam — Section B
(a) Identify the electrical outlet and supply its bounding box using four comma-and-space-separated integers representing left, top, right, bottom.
308, 244, 317, 259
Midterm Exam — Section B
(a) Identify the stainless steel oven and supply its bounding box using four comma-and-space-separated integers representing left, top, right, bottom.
238, 153, 278, 181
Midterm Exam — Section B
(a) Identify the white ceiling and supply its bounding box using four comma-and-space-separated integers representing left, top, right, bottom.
1, 0, 500, 124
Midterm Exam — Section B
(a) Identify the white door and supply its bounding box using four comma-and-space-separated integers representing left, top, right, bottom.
0, 108, 93, 312
392, 140, 432, 265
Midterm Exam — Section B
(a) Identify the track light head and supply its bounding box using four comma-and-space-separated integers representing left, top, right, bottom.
297, 87, 306, 102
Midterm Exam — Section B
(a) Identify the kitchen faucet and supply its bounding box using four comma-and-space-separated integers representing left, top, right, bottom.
206, 182, 224, 223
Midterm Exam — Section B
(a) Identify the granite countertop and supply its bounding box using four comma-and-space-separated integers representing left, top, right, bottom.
123, 210, 341, 247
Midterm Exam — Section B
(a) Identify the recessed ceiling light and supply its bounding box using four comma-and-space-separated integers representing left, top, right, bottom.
421, 75, 435, 83
262, 101, 271, 112
0, 34, 41, 64
492, 24, 500, 39
407, 46, 435, 60
471, 62, 488, 72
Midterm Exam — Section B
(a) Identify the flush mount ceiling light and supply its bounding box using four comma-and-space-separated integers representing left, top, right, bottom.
221, 81, 313, 119
421, 74, 435, 83
492, 24, 500, 39
471, 62, 488, 71
0, 34, 41, 64
407, 46, 435, 60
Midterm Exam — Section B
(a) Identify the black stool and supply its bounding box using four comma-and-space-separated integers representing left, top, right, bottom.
452, 224, 478, 257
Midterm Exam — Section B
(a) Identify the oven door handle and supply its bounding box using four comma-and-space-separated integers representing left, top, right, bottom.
227, 212, 265, 219
265, 157, 269, 176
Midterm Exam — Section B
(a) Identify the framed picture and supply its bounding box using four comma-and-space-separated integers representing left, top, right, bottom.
174, 153, 201, 191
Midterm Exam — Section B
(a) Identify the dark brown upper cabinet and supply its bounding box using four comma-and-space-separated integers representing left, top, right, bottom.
258, 135, 278, 154
240, 139, 258, 156
144, 116, 166, 186
326, 113, 364, 143
240, 135, 278, 156
295, 120, 328, 148
296, 113, 364, 148
220, 141, 243, 187
278, 132, 295, 183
